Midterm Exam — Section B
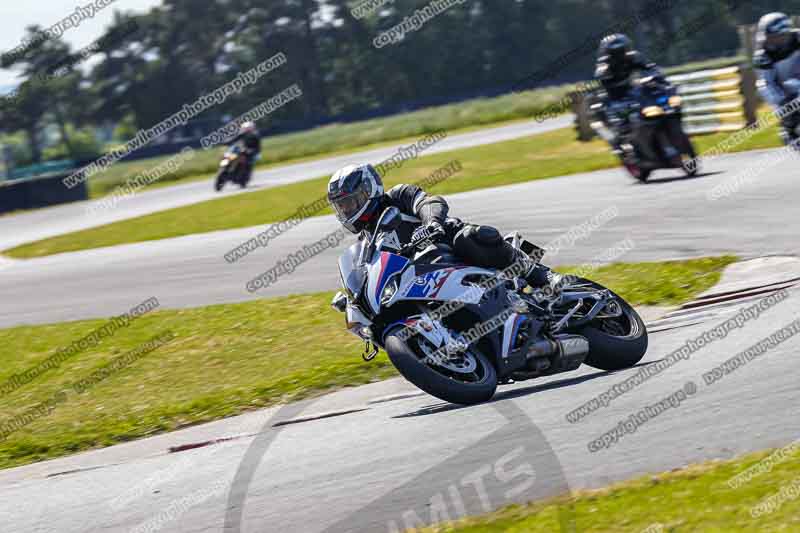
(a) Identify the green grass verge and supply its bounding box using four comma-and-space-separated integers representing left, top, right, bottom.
561, 256, 737, 307
4, 108, 782, 260
418, 446, 800, 532
0, 257, 733, 469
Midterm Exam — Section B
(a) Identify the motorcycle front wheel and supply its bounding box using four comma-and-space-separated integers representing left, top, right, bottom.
384, 326, 497, 405
214, 171, 226, 192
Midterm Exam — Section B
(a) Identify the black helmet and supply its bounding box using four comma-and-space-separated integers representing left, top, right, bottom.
758, 12, 796, 55
599, 34, 632, 67
328, 164, 384, 234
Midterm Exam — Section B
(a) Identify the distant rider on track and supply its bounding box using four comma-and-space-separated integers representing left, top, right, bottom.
753, 12, 800, 145
591, 33, 667, 155
231, 121, 262, 175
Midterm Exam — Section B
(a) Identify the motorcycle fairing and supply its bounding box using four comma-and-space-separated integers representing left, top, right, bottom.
405, 267, 461, 299
365, 251, 495, 313
390, 264, 493, 306
366, 252, 410, 313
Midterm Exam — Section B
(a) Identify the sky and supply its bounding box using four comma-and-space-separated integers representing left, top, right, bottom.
0, 0, 162, 88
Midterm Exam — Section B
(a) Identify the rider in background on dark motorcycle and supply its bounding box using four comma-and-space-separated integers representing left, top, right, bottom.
592, 34, 667, 154
753, 12, 800, 145
231, 121, 262, 172
327, 164, 555, 290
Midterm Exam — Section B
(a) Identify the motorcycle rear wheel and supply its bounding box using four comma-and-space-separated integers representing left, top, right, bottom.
566, 279, 649, 371
237, 170, 251, 188
681, 153, 698, 177
624, 161, 650, 182
384, 326, 497, 405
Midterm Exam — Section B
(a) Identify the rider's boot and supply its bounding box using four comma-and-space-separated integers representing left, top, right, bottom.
519, 257, 564, 299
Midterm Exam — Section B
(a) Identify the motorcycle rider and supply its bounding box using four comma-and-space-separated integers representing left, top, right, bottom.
753, 12, 800, 144
230, 121, 262, 174
592, 33, 667, 154
326, 164, 555, 290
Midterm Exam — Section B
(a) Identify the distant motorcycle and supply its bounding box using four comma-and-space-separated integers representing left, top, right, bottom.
215, 142, 252, 191
592, 75, 698, 182
332, 207, 648, 405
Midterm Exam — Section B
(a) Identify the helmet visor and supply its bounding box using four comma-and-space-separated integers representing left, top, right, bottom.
607, 45, 627, 64
766, 32, 793, 51
331, 185, 372, 225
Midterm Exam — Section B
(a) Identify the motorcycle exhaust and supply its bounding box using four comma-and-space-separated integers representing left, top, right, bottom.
553, 334, 590, 371
524, 334, 590, 374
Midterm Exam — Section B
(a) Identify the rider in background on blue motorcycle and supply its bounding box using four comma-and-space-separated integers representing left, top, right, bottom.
753, 12, 800, 144
592, 33, 667, 154
326, 164, 555, 289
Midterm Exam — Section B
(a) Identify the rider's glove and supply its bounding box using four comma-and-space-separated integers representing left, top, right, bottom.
410, 221, 445, 247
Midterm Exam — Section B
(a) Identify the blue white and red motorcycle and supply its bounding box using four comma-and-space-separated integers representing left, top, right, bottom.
332, 207, 648, 405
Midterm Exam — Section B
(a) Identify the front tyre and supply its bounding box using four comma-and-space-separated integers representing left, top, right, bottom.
568, 279, 649, 371
215, 170, 226, 192
384, 327, 497, 405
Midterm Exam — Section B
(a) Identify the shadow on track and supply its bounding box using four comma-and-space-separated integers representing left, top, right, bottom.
633, 170, 722, 185
392, 361, 658, 419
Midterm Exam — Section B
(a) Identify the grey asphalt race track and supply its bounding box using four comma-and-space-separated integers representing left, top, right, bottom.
0, 116, 573, 252
0, 147, 797, 328
1, 279, 799, 532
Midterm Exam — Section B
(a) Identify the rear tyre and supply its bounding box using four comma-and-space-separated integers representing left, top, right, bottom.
567, 279, 649, 371
669, 119, 698, 177
384, 326, 497, 405
238, 169, 251, 189
625, 162, 650, 182
681, 138, 698, 177
681, 153, 698, 177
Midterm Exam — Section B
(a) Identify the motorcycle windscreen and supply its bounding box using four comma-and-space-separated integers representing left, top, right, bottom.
338, 241, 368, 299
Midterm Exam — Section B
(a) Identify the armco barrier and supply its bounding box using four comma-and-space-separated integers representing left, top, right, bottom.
0, 172, 88, 214
666, 65, 758, 135
571, 64, 759, 141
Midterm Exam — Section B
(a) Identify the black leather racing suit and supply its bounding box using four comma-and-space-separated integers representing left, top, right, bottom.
231, 131, 262, 170
370, 184, 549, 286
593, 51, 666, 150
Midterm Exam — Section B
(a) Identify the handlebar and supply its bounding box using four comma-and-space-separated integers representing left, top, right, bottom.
400, 237, 429, 256
401, 229, 446, 256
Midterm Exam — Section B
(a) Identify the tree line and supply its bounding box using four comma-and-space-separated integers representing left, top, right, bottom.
0, 0, 795, 165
